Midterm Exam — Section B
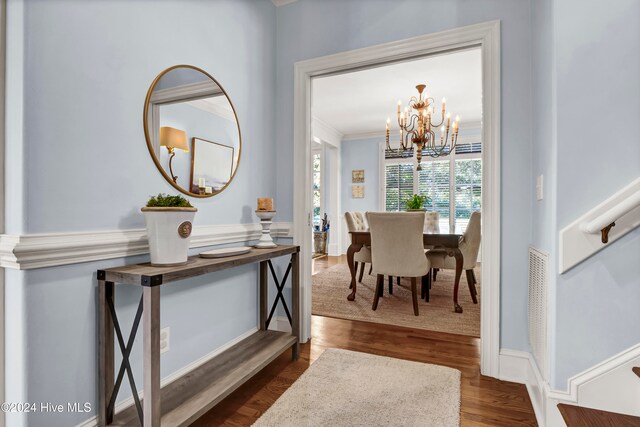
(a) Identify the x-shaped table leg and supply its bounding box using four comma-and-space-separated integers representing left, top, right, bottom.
106, 294, 144, 425
265, 260, 293, 329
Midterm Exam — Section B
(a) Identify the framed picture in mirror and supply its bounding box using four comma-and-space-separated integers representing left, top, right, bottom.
190, 137, 234, 194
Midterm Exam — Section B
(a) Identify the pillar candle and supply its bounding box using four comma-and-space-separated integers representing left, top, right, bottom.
257, 198, 274, 211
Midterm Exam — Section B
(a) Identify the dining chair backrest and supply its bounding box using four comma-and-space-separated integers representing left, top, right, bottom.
424, 211, 440, 233
366, 212, 430, 278
460, 211, 481, 270
345, 212, 367, 232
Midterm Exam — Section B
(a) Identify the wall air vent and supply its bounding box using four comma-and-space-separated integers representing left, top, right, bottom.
528, 247, 548, 381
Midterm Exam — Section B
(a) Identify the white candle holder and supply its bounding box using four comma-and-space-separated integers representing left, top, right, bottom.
254, 210, 277, 248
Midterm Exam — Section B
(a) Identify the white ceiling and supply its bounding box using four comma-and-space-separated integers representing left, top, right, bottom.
311, 48, 482, 138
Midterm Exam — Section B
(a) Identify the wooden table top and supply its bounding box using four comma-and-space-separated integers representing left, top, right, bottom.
349, 231, 462, 248
97, 245, 299, 287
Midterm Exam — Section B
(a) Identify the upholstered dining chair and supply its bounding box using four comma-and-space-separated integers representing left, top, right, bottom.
344, 212, 372, 284
367, 212, 430, 316
424, 211, 440, 233
426, 211, 481, 304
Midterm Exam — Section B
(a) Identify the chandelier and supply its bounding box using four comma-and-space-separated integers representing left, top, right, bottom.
385, 84, 460, 170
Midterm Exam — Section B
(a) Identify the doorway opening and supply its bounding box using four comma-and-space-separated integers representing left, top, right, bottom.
293, 21, 501, 377
310, 46, 483, 338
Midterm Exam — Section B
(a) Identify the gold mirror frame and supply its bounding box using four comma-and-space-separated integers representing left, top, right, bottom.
143, 64, 242, 198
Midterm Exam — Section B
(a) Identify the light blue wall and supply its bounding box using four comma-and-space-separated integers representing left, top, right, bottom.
275, 0, 533, 352
16, 0, 277, 234
551, 0, 640, 388
341, 138, 380, 215
4, 0, 279, 426
530, 0, 558, 383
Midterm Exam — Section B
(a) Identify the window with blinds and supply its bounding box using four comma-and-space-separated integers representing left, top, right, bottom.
312, 153, 321, 227
418, 161, 451, 233
382, 144, 482, 234
454, 159, 482, 233
385, 163, 414, 211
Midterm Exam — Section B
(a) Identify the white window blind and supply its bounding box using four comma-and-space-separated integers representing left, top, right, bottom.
382, 136, 482, 234
454, 159, 482, 233
385, 163, 414, 211
418, 160, 451, 233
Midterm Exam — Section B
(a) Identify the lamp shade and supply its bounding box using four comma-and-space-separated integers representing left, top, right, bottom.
160, 127, 189, 152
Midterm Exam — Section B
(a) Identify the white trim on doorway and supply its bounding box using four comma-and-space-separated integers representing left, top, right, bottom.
293, 20, 501, 377
0, 0, 6, 424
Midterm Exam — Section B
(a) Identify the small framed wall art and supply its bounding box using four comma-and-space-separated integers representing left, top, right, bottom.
352, 185, 364, 199
352, 169, 365, 183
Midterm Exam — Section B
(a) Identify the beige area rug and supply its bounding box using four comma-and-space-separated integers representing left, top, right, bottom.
253, 348, 461, 427
312, 263, 480, 337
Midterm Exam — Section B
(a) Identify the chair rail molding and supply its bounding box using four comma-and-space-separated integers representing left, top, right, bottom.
0, 222, 293, 270
293, 19, 501, 377
500, 344, 640, 427
559, 177, 640, 273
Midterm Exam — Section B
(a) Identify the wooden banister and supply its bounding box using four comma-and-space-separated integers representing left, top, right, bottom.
557, 403, 640, 427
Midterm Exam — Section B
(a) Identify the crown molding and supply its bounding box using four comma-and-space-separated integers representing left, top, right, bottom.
342, 131, 386, 141
311, 116, 343, 148
150, 80, 223, 105
0, 222, 293, 270
186, 98, 236, 122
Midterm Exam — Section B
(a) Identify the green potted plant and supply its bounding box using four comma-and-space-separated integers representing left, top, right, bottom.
141, 193, 197, 266
404, 194, 432, 212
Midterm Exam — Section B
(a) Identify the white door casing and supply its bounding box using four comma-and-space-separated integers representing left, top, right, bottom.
293, 20, 501, 378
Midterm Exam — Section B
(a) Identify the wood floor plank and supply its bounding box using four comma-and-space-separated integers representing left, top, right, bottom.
192, 314, 537, 426
192, 256, 537, 426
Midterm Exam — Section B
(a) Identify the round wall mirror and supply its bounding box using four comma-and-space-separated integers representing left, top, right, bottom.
143, 65, 241, 197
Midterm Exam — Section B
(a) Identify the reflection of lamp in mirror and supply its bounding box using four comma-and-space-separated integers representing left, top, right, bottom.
160, 126, 189, 183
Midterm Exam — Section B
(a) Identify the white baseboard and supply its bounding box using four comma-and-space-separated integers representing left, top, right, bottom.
327, 243, 340, 257
0, 222, 293, 270
500, 343, 640, 427
76, 327, 259, 427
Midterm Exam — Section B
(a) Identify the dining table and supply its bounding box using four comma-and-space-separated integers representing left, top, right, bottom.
346, 231, 466, 313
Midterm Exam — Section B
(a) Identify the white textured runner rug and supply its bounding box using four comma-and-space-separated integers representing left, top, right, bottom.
253, 348, 461, 427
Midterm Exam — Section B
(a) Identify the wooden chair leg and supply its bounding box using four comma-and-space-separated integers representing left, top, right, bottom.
372, 274, 383, 310
421, 272, 430, 302
368, 265, 373, 275
411, 277, 419, 316
433, 268, 438, 281
396, 276, 400, 286
388, 275, 393, 295
350, 262, 358, 289
358, 262, 365, 283
466, 269, 478, 304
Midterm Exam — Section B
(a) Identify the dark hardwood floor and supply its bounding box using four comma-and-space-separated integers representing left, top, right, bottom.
193, 256, 538, 427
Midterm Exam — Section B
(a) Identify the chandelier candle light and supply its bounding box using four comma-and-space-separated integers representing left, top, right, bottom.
385, 84, 460, 170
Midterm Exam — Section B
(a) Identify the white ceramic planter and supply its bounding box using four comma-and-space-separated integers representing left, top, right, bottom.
142, 207, 198, 266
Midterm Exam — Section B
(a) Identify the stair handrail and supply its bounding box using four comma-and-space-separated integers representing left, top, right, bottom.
580, 180, 640, 243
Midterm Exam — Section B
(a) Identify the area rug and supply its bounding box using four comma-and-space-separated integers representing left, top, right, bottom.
312, 263, 480, 337
253, 348, 461, 427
